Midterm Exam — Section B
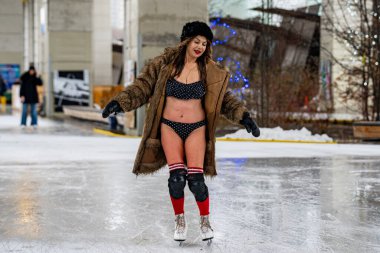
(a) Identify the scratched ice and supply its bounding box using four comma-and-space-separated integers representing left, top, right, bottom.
1, 115, 380, 252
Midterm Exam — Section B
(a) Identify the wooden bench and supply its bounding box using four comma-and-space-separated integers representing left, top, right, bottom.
353, 121, 380, 140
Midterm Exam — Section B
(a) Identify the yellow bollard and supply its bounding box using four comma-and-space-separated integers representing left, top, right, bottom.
0, 96, 6, 112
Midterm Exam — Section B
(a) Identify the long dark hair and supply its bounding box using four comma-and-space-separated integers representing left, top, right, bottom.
170, 36, 212, 83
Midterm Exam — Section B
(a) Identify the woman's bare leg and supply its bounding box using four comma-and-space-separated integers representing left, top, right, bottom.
161, 123, 185, 165
161, 123, 187, 215
184, 126, 209, 216
184, 126, 206, 169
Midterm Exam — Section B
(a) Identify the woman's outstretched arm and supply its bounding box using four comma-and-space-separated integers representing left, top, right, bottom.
102, 53, 168, 119
220, 78, 260, 137
113, 55, 166, 112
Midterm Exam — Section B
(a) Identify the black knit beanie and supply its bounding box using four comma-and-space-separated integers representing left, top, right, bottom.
180, 21, 213, 42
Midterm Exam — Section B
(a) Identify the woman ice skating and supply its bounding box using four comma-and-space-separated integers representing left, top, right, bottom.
102, 21, 260, 243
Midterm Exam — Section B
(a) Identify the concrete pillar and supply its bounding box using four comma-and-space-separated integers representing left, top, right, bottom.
24, 0, 35, 70
33, 0, 40, 71
23, 1, 29, 70
123, 0, 139, 135
38, 0, 51, 115
41, 0, 93, 116
26, 0, 45, 75
92, 0, 112, 85
124, 0, 208, 135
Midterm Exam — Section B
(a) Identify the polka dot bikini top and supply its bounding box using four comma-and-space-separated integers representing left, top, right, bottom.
165, 78, 206, 100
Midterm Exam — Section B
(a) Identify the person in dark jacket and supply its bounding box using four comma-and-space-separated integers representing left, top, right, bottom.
0, 74, 6, 96
20, 66, 43, 128
0, 74, 7, 112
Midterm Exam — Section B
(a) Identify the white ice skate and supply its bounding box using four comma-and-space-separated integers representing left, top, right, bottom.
174, 213, 187, 243
200, 215, 214, 244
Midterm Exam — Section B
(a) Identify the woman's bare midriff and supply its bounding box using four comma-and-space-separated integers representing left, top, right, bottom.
162, 97, 205, 123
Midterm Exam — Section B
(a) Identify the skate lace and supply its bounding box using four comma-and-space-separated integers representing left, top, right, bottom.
200, 216, 212, 233
175, 215, 185, 233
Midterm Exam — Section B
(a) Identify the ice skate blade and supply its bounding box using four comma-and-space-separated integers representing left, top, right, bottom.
202, 236, 213, 241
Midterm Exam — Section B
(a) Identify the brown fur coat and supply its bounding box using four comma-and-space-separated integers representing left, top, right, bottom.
112, 47, 248, 176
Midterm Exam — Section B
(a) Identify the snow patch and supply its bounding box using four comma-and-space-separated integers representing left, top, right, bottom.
221, 127, 334, 142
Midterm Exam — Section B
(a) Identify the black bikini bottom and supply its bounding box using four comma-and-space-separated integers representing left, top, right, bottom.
161, 117, 206, 141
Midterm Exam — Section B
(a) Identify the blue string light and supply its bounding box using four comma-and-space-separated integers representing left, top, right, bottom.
210, 18, 252, 96
210, 18, 236, 46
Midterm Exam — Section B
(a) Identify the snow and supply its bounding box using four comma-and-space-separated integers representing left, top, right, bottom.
221, 127, 334, 142
288, 112, 362, 121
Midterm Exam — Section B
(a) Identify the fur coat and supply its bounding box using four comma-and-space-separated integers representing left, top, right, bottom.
112, 48, 248, 176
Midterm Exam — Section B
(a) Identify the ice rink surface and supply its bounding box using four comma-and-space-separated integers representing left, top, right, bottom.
1, 115, 380, 252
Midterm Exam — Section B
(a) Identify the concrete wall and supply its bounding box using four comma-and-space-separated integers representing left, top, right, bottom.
139, 0, 209, 65
49, 31, 92, 70
49, 0, 92, 72
0, 0, 23, 67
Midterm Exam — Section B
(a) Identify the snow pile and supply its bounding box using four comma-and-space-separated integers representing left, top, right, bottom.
221, 127, 334, 142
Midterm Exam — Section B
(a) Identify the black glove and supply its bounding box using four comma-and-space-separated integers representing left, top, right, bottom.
102, 100, 123, 118
239, 112, 260, 137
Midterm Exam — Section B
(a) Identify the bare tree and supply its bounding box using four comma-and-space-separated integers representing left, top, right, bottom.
211, 1, 321, 127
321, 0, 380, 120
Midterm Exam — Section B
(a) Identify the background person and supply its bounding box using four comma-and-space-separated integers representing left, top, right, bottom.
19, 66, 43, 128
0, 74, 7, 113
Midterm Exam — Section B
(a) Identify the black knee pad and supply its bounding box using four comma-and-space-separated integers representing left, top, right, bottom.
168, 169, 187, 199
187, 173, 209, 202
